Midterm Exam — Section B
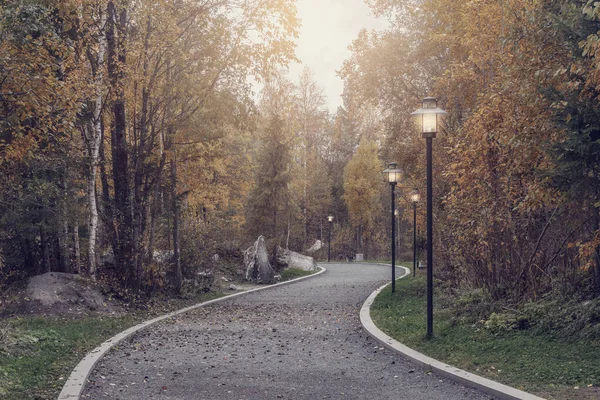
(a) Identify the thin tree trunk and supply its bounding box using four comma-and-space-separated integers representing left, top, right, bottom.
99, 120, 116, 252
147, 172, 162, 265
273, 206, 277, 240
88, 148, 99, 277
596, 216, 600, 294
41, 225, 51, 273
286, 216, 290, 249
59, 177, 70, 272
85, 4, 107, 279
73, 222, 81, 274
171, 153, 182, 293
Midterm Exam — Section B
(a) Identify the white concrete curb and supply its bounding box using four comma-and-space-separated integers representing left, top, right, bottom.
58, 266, 327, 399
359, 266, 546, 400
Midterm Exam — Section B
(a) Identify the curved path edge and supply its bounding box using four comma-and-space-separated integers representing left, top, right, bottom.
58, 266, 327, 400
359, 266, 546, 400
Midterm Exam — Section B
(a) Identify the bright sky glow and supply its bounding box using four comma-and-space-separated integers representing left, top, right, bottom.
290, 0, 389, 113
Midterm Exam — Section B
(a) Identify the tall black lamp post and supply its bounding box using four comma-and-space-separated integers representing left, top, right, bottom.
411, 97, 446, 339
327, 215, 334, 262
394, 209, 399, 260
383, 162, 402, 293
409, 189, 420, 277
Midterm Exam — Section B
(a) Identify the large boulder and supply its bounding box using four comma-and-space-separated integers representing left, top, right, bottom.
275, 246, 317, 272
306, 240, 323, 253
1, 272, 123, 317
244, 236, 275, 283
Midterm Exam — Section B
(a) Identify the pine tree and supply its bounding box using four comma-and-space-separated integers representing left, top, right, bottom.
246, 115, 292, 242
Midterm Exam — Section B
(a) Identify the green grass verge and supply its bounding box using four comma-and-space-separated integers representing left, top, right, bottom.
280, 267, 318, 281
0, 291, 223, 400
371, 275, 600, 399
0, 316, 137, 399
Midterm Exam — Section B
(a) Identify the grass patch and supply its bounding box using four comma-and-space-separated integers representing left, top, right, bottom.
0, 316, 136, 399
280, 267, 317, 281
371, 275, 600, 399
0, 290, 223, 400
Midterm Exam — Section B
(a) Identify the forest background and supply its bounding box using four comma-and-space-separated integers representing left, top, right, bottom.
1, 0, 600, 330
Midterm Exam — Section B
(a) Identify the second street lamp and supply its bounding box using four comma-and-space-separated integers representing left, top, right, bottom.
411, 97, 447, 339
409, 189, 420, 278
383, 162, 402, 293
327, 215, 334, 262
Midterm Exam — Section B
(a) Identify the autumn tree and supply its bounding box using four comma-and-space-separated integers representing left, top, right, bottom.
343, 138, 383, 258
0, 0, 299, 294
543, 0, 600, 292
0, 1, 85, 281
340, 0, 600, 300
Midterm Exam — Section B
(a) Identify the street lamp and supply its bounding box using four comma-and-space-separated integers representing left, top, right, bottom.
411, 97, 447, 339
409, 189, 420, 278
383, 162, 402, 293
327, 215, 334, 262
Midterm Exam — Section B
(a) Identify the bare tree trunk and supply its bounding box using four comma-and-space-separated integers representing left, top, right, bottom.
41, 225, 51, 273
87, 121, 100, 277
273, 206, 277, 240
286, 216, 290, 249
99, 121, 116, 252
131, 16, 154, 289
147, 174, 161, 264
107, 1, 134, 285
73, 222, 81, 274
171, 152, 182, 293
83, 4, 107, 279
596, 216, 600, 294
59, 177, 70, 272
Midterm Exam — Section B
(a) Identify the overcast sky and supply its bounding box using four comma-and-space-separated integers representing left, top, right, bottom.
288, 0, 389, 113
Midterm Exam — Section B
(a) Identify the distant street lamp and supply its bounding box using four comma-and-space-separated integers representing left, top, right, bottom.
411, 97, 447, 339
383, 162, 402, 293
327, 215, 334, 262
409, 189, 420, 278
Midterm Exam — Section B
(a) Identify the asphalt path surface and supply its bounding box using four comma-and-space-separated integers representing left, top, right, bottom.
82, 263, 494, 399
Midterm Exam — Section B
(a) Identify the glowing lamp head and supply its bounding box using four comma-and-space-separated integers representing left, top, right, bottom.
383, 162, 402, 184
411, 97, 447, 138
410, 188, 420, 203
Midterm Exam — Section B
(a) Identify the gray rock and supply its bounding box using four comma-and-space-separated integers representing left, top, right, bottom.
275, 246, 317, 271
20, 272, 123, 315
243, 236, 275, 283
306, 239, 323, 253
228, 284, 237, 291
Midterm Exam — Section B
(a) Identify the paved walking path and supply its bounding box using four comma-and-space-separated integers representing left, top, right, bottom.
81, 263, 494, 399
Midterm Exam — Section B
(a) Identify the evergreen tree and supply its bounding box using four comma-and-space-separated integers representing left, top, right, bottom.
246, 115, 292, 242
